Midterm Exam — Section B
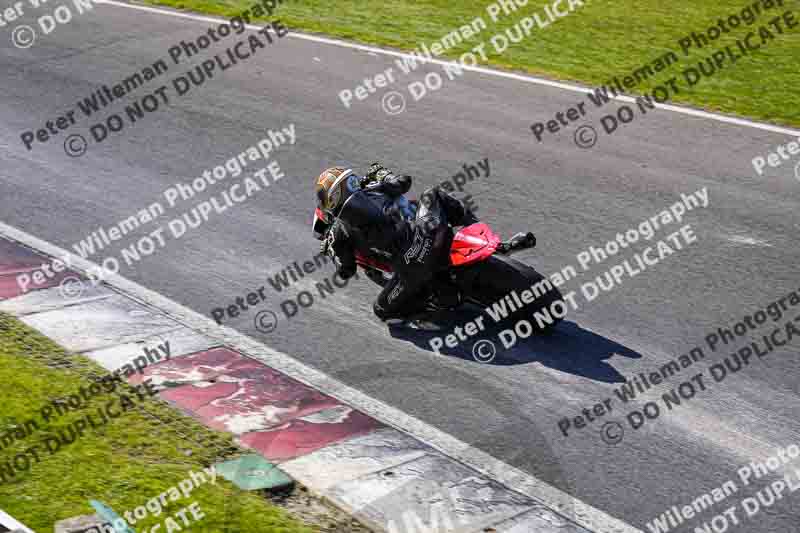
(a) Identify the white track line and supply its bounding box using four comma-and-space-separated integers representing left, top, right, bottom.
0, 510, 34, 533
0, 224, 641, 533
97, 0, 800, 137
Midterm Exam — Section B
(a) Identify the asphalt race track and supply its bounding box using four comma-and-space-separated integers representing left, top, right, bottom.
2, 3, 800, 531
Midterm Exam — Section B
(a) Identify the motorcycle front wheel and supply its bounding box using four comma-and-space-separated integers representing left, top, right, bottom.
455, 254, 565, 332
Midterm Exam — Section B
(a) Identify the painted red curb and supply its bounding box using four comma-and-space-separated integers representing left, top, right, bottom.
0, 234, 387, 475
0, 238, 80, 299
129, 347, 384, 462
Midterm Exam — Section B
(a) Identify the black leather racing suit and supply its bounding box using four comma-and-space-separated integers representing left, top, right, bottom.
327, 173, 475, 321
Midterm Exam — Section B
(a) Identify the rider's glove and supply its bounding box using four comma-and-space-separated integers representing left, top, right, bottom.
320, 230, 335, 258
361, 162, 389, 189
366, 162, 386, 180
362, 162, 412, 198
321, 223, 356, 277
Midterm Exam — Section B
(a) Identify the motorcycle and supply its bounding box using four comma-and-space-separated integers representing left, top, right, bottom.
312, 196, 565, 332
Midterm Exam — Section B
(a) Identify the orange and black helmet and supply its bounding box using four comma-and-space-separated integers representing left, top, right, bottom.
314, 166, 359, 223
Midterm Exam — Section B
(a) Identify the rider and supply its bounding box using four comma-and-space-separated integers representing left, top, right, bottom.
314, 163, 478, 322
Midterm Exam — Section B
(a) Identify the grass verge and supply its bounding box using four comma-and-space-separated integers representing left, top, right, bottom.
139, 0, 800, 127
0, 311, 315, 532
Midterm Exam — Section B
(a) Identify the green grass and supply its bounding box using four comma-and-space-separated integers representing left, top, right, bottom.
0, 312, 315, 533
142, 0, 800, 127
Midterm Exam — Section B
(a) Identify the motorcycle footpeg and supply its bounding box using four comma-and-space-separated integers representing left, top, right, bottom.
498, 232, 536, 254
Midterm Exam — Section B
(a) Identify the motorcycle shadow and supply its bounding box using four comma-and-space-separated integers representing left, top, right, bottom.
388, 310, 642, 383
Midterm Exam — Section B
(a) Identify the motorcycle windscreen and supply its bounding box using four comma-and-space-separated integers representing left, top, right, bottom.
450, 223, 501, 266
